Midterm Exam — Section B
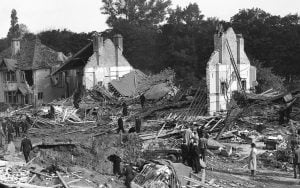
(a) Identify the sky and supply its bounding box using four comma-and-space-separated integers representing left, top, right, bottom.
0, 0, 299, 38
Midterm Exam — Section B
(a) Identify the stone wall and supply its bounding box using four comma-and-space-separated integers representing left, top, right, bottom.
34, 69, 66, 105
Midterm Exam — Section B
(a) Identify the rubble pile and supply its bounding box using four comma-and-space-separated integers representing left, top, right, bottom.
0, 66, 299, 188
0, 164, 30, 184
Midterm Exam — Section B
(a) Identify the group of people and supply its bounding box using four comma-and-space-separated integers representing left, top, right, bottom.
0, 115, 30, 146
117, 95, 145, 135
0, 115, 33, 163
117, 116, 142, 134
181, 125, 208, 173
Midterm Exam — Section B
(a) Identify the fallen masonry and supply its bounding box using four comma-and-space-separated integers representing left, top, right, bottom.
0, 69, 299, 188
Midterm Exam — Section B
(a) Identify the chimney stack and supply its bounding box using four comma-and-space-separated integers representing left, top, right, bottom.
236, 34, 244, 64
113, 34, 123, 52
11, 38, 20, 56
92, 33, 104, 54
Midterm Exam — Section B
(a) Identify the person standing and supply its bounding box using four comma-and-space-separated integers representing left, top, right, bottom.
184, 127, 193, 145
249, 143, 257, 177
189, 138, 201, 173
117, 116, 125, 134
2, 118, 7, 139
24, 115, 31, 133
107, 154, 122, 176
278, 107, 285, 125
198, 130, 208, 162
294, 144, 300, 178
122, 102, 128, 116
14, 121, 20, 138
123, 164, 135, 188
140, 94, 146, 109
20, 135, 33, 163
135, 116, 142, 133
7, 121, 14, 143
0, 125, 5, 148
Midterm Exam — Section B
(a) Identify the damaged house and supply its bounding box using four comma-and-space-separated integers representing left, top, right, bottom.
206, 27, 257, 115
52, 33, 134, 94
0, 38, 67, 105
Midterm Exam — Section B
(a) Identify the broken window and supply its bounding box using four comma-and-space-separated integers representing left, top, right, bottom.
38, 92, 43, 100
4, 71, 16, 82
5, 91, 17, 103
24, 70, 34, 86
221, 82, 228, 95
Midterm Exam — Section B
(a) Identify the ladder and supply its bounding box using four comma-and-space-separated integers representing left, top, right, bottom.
225, 39, 245, 94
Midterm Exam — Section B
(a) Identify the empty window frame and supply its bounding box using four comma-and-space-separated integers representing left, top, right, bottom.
38, 92, 43, 100
5, 91, 17, 103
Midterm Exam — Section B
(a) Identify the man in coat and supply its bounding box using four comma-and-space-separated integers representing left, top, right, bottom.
249, 143, 257, 177
189, 138, 201, 173
7, 120, 14, 143
20, 135, 33, 163
117, 116, 125, 134
135, 116, 142, 133
122, 102, 128, 116
140, 94, 146, 109
107, 154, 122, 176
294, 144, 300, 178
198, 130, 208, 162
0, 124, 5, 148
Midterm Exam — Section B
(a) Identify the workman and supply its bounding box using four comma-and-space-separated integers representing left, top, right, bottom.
123, 164, 135, 188
14, 121, 20, 138
198, 130, 208, 162
2, 118, 7, 138
181, 140, 190, 165
117, 116, 125, 134
107, 154, 122, 175
189, 138, 201, 173
122, 102, 128, 116
0, 124, 5, 148
20, 134, 33, 163
140, 94, 146, 109
23, 115, 31, 133
278, 106, 285, 125
285, 105, 292, 123
184, 126, 193, 145
7, 120, 14, 143
294, 145, 300, 179
135, 116, 142, 133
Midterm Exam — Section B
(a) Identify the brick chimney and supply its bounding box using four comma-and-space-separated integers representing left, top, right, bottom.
92, 33, 104, 65
11, 38, 20, 56
92, 33, 104, 54
236, 34, 244, 64
113, 34, 123, 52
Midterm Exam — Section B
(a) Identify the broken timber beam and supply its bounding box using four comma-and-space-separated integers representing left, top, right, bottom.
209, 119, 223, 132
56, 171, 70, 188
32, 141, 78, 149
30, 170, 55, 178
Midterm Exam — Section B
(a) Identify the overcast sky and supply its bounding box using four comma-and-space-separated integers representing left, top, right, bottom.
0, 0, 299, 38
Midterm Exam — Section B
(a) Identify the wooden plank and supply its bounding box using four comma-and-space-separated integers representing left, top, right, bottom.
203, 118, 215, 128
56, 171, 70, 188
209, 119, 223, 132
27, 174, 36, 183
183, 176, 211, 188
30, 170, 55, 178
155, 123, 167, 140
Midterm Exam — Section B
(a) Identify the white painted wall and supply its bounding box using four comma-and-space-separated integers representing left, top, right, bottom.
207, 28, 256, 115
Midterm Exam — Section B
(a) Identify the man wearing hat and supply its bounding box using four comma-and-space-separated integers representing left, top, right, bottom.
294, 144, 300, 178
0, 119, 5, 148
20, 134, 33, 163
